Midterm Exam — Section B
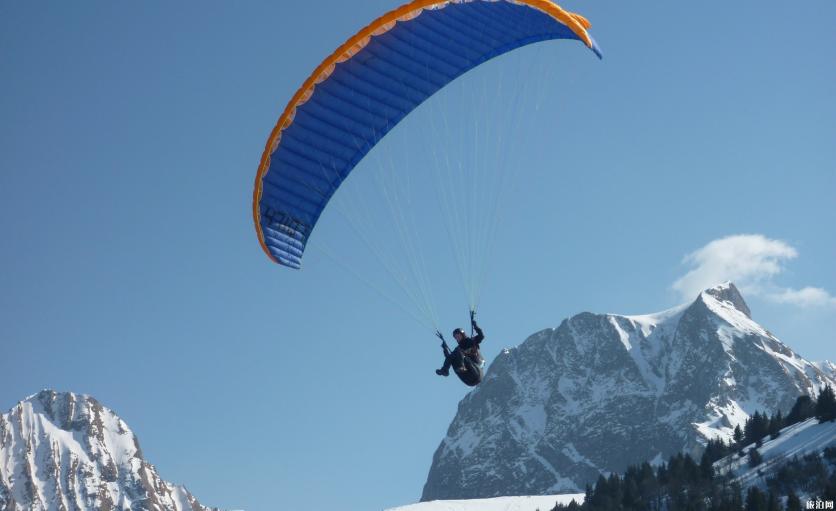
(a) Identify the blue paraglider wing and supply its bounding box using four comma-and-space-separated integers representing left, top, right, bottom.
253, 0, 601, 268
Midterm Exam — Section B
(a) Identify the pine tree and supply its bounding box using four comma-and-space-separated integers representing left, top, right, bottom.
768, 410, 783, 439
744, 412, 771, 445
787, 491, 804, 511
815, 384, 836, 422
785, 491, 803, 511
745, 487, 767, 511
563, 499, 582, 511
748, 448, 763, 468
700, 448, 715, 479
744, 413, 756, 444
733, 424, 744, 446
766, 491, 781, 511
754, 412, 770, 441
786, 395, 815, 425
728, 482, 744, 511
622, 478, 640, 509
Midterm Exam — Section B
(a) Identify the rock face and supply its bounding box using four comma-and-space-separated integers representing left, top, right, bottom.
0, 390, 218, 511
421, 283, 835, 501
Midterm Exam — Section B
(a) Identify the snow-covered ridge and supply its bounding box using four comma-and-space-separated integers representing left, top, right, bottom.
0, 390, 219, 511
814, 361, 836, 381
422, 282, 835, 501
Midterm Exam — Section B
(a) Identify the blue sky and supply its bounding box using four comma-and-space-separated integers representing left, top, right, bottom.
1, 1, 834, 510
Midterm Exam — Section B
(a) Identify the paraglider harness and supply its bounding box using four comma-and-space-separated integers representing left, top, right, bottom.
436, 310, 485, 387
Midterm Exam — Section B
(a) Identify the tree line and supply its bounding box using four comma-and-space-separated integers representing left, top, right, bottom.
550, 385, 836, 511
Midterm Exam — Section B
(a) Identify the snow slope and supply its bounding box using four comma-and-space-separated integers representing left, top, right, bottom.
715, 417, 836, 488
386, 493, 584, 511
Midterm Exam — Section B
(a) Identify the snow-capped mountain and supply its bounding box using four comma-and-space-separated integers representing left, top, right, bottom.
422, 283, 835, 501
0, 390, 218, 511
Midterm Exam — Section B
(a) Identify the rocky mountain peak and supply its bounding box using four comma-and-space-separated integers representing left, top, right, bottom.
701, 281, 751, 319
0, 389, 218, 511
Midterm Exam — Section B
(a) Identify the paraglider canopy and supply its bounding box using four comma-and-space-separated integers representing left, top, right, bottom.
253, 0, 601, 269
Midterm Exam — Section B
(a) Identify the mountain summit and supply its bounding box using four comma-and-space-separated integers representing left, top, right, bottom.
0, 390, 218, 511
421, 283, 834, 501
702, 281, 751, 318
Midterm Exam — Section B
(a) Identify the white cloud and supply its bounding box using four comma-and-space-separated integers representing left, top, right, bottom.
672, 234, 836, 308
672, 234, 797, 299
767, 287, 836, 308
